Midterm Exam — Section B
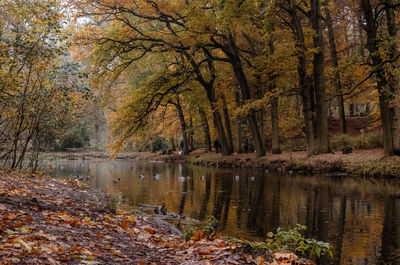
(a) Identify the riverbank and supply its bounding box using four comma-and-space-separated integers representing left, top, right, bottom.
146, 149, 400, 178
44, 148, 400, 178
184, 149, 400, 178
0, 169, 303, 264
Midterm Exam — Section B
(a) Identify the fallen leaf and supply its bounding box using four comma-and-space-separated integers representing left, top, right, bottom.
255, 256, 265, 265
16, 238, 35, 253
4, 213, 17, 220
57, 257, 70, 262
191, 231, 203, 241
119, 220, 129, 230
80, 261, 100, 265
144, 227, 156, 234
111, 249, 126, 258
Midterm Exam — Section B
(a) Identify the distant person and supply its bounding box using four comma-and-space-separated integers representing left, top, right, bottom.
243, 139, 249, 153
214, 139, 221, 153
394, 148, 400, 156
179, 140, 184, 155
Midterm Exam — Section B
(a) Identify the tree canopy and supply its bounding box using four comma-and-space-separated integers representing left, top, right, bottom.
2, 0, 400, 161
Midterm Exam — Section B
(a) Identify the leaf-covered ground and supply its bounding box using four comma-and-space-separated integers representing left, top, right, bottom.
0, 169, 301, 265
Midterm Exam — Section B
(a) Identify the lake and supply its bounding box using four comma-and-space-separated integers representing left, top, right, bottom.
44, 158, 400, 264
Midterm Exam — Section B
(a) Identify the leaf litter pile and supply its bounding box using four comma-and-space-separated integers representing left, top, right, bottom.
0, 170, 304, 264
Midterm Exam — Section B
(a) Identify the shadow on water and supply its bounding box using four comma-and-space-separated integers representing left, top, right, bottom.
44, 159, 400, 265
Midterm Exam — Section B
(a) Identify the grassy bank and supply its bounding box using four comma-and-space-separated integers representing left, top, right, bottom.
43, 147, 400, 178
155, 149, 400, 178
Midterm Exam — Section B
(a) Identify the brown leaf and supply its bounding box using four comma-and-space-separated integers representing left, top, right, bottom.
57, 256, 70, 262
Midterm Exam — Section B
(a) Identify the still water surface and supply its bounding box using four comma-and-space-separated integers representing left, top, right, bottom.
44, 158, 400, 265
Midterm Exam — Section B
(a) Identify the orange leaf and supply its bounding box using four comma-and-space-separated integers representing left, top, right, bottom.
4, 213, 17, 220
111, 249, 126, 258
163, 242, 175, 248
119, 220, 129, 230
255, 256, 264, 265
144, 227, 156, 234
191, 231, 203, 241
70, 246, 81, 252
96, 234, 104, 238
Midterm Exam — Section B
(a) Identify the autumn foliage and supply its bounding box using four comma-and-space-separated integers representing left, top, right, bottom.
67, 0, 400, 157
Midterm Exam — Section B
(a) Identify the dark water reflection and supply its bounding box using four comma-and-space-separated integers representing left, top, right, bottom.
44, 159, 400, 264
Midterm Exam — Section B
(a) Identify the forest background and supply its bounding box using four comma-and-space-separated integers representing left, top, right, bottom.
1, 0, 400, 170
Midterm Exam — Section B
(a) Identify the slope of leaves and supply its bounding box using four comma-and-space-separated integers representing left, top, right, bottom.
0, 169, 302, 264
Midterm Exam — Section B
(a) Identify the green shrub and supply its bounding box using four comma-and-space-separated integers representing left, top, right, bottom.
231, 224, 332, 262
55, 123, 91, 151
331, 134, 354, 150
357, 133, 383, 149
151, 137, 169, 152
281, 138, 306, 152
265, 224, 332, 260
331, 133, 383, 151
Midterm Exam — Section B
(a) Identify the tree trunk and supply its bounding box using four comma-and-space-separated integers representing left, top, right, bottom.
169, 137, 176, 151
234, 90, 243, 153
311, 0, 330, 154
289, 0, 315, 156
385, 0, 400, 148
174, 97, 189, 155
221, 94, 234, 153
212, 108, 230, 155
183, 51, 232, 155
188, 116, 194, 151
255, 75, 266, 147
361, 0, 395, 156
268, 38, 281, 154
324, 0, 347, 135
271, 97, 281, 154
204, 82, 230, 155
226, 34, 265, 156
199, 106, 212, 152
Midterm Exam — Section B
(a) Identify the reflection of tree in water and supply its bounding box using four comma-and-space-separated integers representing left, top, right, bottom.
212, 174, 233, 229
333, 196, 347, 265
199, 172, 212, 220
269, 177, 281, 233
188, 168, 194, 207
379, 197, 400, 264
235, 175, 247, 228
316, 186, 331, 264
178, 171, 189, 216
247, 174, 267, 233
178, 180, 187, 215
221, 177, 233, 228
